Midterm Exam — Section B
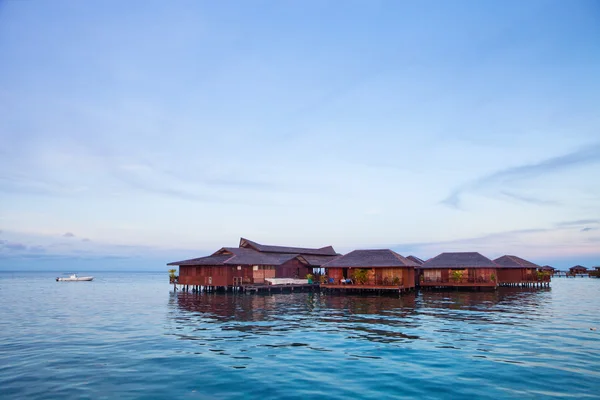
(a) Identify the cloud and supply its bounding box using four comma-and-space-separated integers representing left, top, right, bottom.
556, 219, 600, 227
82, 238, 91, 242
581, 227, 595, 232
63, 232, 76, 238
442, 143, 600, 208
500, 191, 560, 206
3, 242, 27, 251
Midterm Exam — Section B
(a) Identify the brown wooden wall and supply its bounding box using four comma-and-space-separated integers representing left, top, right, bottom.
421, 268, 496, 284
323, 266, 415, 288
276, 259, 310, 279
178, 265, 253, 286
497, 268, 536, 283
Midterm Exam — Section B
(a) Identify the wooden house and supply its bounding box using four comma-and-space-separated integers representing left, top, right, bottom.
321, 249, 418, 291
494, 255, 546, 286
168, 238, 338, 289
539, 265, 556, 276
419, 252, 498, 288
569, 265, 588, 275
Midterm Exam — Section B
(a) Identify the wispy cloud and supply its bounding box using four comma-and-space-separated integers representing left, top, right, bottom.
581, 227, 595, 232
63, 232, 75, 238
442, 143, 600, 208
556, 219, 600, 227
500, 191, 560, 206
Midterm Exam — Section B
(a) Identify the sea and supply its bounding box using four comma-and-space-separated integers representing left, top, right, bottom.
0, 271, 598, 399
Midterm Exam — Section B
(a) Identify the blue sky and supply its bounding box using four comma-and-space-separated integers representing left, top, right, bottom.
1, 0, 599, 270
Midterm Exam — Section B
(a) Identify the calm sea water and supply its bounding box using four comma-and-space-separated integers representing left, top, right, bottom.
0, 271, 599, 399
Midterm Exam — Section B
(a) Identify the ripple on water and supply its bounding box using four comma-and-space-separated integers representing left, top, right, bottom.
1, 273, 599, 399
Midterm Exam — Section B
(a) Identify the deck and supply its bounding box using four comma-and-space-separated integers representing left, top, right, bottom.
321, 284, 414, 293
419, 280, 497, 289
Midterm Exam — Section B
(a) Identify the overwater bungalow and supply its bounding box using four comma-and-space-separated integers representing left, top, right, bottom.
569, 265, 588, 276
321, 249, 418, 293
540, 265, 556, 275
168, 237, 338, 291
419, 252, 498, 288
494, 255, 548, 287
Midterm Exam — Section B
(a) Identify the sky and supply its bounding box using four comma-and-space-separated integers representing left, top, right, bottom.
1, 0, 599, 271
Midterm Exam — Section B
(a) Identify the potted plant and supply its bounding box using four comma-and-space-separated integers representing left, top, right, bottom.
451, 270, 463, 283
169, 269, 178, 284
306, 273, 314, 284
320, 275, 328, 284
352, 269, 369, 285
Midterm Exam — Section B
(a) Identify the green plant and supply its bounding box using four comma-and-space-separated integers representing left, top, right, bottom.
320, 275, 328, 284
306, 273, 314, 282
169, 269, 177, 278
382, 276, 390, 285
490, 273, 496, 282
392, 276, 400, 286
352, 269, 369, 285
451, 270, 464, 283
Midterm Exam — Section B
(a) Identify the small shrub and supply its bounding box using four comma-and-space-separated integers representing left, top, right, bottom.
352, 269, 369, 285
451, 270, 464, 283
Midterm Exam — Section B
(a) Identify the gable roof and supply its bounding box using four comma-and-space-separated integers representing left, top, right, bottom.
540, 265, 555, 270
322, 249, 418, 268
407, 255, 425, 265
494, 255, 540, 269
301, 254, 341, 266
570, 265, 588, 271
421, 252, 498, 269
168, 247, 308, 267
239, 237, 337, 256
167, 254, 232, 266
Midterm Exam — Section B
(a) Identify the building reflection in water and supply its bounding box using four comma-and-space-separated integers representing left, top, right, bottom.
168, 286, 550, 348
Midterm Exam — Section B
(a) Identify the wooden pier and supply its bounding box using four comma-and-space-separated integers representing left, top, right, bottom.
321, 284, 415, 295
173, 283, 319, 294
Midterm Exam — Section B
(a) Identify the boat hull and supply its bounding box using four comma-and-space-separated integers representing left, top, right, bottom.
56, 277, 94, 282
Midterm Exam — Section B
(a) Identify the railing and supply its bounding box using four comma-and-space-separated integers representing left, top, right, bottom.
422, 277, 494, 284
323, 278, 404, 286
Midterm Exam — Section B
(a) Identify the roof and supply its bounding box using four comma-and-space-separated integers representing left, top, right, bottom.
494, 255, 540, 269
421, 252, 498, 269
322, 249, 418, 268
407, 255, 425, 265
168, 248, 306, 267
239, 237, 337, 256
540, 265, 555, 270
570, 265, 588, 270
301, 254, 340, 266
167, 254, 232, 266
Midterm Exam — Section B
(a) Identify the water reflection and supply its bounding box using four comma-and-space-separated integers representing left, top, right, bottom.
167, 288, 559, 370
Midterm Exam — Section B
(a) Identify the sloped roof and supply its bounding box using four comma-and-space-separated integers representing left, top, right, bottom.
494, 255, 540, 269
322, 249, 418, 268
239, 237, 337, 256
407, 255, 425, 265
218, 247, 301, 265
167, 254, 232, 266
168, 247, 307, 267
570, 265, 588, 271
421, 252, 498, 269
301, 254, 340, 266
540, 265, 555, 270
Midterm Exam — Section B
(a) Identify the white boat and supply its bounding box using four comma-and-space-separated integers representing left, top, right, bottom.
56, 274, 94, 282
